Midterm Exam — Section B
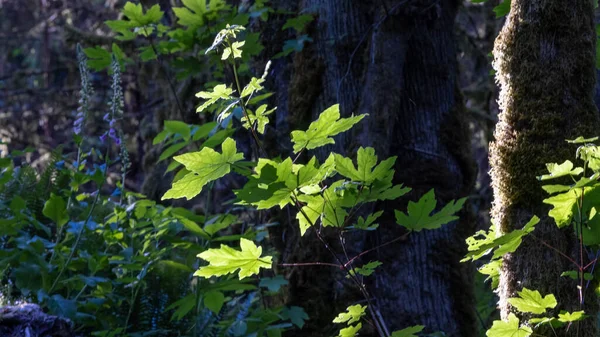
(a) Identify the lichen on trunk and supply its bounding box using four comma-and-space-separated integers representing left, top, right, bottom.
490, 0, 600, 334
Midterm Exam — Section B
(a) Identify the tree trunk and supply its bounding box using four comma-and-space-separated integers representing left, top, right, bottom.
264, 1, 477, 336
490, 0, 600, 335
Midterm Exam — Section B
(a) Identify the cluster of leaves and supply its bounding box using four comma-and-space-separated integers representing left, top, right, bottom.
0, 40, 302, 337
86, 0, 315, 80
463, 137, 600, 336
152, 22, 468, 337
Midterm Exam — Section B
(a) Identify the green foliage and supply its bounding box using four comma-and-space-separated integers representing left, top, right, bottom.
486, 313, 532, 337
493, 0, 511, 18
348, 261, 382, 277
196, 84, 235, 113
172, 0, 228, 27
464, 137, 600, 336
538, 160, 583, 180
290, 104, 366, 153
195, 238, 273, 279
42, 193, 68, 227
540, 139, 600, 245
338, 323, 362, 337
161, 138, 244, 200
332, 304, 366, 325
395, 189, 466, 232
507, 288, 557, 314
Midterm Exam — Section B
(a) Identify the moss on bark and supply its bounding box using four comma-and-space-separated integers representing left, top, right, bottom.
490, 0, 600, 334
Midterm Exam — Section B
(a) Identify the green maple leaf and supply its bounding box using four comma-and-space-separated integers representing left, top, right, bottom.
348, 261, 382, 277
195, 238, 272, 279
241, 76, 265, 98
282, 14, 314, 32
235, 156, 335, 211
334, 147, 396, 184
173, 0, 228, 27
462, 216, 539, 262
259, 275, 288, 292
333, 304, 366, 325
538, 160, 583, 181
544, 189, 579, 228
486, 314, 532, 337
566, 136, 598, 144
282, 306, 309, 328
391, 326, 424, 337
242, 104, 275, 134
339, 323, 362, 337
394, 190, 466, 232
352, 211, 383, 230
544, 185, 600, 245
478, 259, 501, 289
221, 41, 245, 60
507, 288, 557, 314
577, 145, 600, 171
122, 2, 163, 26
235, 159, 294, 209
162, 138, 243, 200
196, 84, 234, 113
290, 104, 366, 153
558, 310, 587, 323
295, 181, 357, 235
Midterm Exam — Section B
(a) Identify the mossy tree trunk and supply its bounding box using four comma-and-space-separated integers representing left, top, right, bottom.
262, 1, 477, 336
490, 0, 600, 335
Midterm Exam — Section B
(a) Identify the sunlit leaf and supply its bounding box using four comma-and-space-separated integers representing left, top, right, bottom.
290, 104, 366, 153
558, 310, 587, 323
333, 304, 366, 325
196, 84, 234, 113
339, 323, 362, 337
162, 138, 243, 200
507, 288, 557, 314
486, 313, 532, 337
195, 238, 272, 279
538, 160, 583, 181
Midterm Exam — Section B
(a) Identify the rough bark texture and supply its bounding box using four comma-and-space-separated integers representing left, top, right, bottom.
360, 4, 477, 335
264, 1, 477, 336
490, 0, 600, 335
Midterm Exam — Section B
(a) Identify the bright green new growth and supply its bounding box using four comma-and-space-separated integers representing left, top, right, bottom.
162, 138, 243, 200
486, 313, 532, 337
332, 304, 366, 325
538, 160, 583, 180
463, 216, 539, 262
242, 104, 275, 134
195, 84, 234, 113
507, 288, 557, 314
195, 238, 273, 279
334, 147, 396, 184
173, 0, 228, 27
290, 104, 366, 153
338, 323, 362, 337
557, 311, 587, 323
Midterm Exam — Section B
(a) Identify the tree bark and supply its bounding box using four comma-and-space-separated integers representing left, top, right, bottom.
490, 0, 600, 335
264, 1, 477, 336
